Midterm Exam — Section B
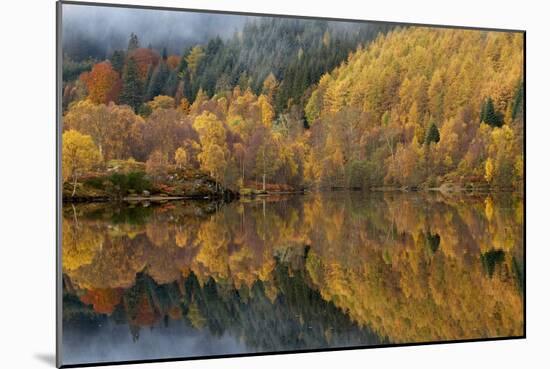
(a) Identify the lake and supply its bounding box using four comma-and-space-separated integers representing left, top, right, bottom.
61, 191, 524, 365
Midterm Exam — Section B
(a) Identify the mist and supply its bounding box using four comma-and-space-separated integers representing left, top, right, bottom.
62, 318, 248, 365
61, 3, 258, 60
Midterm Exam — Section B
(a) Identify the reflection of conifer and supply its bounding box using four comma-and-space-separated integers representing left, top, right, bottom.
129, 324, 140, 342
63, 254, 381, 350
425, 231, 441, 254
481, 249, 506, 277
512, 256, 524, 292
111, 303, 127, 325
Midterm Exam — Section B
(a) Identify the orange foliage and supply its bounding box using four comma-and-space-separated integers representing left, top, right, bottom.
131, 294, 157, 327
80, 288, 122, 314
166, 55, 180, 70
128, 48, 160, 80
81, 62, 121, 104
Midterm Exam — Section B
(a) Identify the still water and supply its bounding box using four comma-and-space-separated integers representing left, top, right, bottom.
61, 191, 524, 365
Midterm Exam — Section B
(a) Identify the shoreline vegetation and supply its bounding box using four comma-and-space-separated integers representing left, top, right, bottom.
62, 23, 524, 205
62, 162, 521, 204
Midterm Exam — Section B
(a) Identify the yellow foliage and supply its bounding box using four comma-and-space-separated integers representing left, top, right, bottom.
485, 158, 495, 183
304, 27, 523, 188
147, 95, 175, 110
62, 130, 102, 186
174, 147, 188, 168
62, 218, 103, 272
193, 112, 228, 183
257, 94, 274, 128
185, 46, 205, 77
262, 72, 279, 101
178, 97, 190, 114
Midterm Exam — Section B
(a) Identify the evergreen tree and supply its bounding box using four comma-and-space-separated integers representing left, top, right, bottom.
237, 72, 250, 91
143, 65, 153, 99
481, 97, 503, 127
127, 33, 140, 52
163, 70, 179, 97
425, 122, 440, 145
176, 47, 190, 74
110, 50, 126, 74
161, 47, 168, 61
119, 57, 143, 112
215, 74, 232, 94
182, 72, 193, 103
511, 82, 524, 121
146, 62, 169, 101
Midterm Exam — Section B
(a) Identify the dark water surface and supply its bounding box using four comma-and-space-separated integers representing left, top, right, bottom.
61, 191, 524, 365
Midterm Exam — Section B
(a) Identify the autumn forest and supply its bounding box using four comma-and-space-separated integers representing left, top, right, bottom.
62, 16, 524, 198
60, 4, 524, 366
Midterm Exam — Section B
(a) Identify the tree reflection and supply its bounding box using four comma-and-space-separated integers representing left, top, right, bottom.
62, 191, 524, 348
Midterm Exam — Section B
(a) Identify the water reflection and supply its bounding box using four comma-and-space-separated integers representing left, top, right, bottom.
62, 192, 524, 364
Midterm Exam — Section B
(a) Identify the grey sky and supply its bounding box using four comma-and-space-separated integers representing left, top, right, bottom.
62, 3, 258, 57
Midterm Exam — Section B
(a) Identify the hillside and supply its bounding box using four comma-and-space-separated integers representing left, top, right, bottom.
62, 18, 392, 116
304, 27, 524, 189
61, 26, 524, 201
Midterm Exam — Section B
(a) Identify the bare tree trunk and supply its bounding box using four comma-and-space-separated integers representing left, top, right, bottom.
211, 171, 218, 193
385, 136, 394, 162
71, 203, 79, 229
241, 205, 246, 233
241, 159, 245, 184
72, 175, 78, 197
262, 146, 266, 192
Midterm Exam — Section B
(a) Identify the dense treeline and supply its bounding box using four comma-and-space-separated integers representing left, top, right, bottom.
63, 88, 305, 192
62, 24, 524, 194
305, 28, 524, 189
62, 19, 390, 114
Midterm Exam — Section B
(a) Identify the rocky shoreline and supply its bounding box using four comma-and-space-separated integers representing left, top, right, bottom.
62, 167, 239, 203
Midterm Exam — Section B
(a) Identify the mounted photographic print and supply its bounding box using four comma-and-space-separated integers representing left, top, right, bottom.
56, 1, 525, 367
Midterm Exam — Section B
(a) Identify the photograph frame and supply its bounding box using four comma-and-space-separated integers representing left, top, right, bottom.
56, 1, 527, 367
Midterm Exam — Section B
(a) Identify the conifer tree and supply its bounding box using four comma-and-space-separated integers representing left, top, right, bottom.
481, 97, 503, 127
127, 33, 140, 52
110, 50, 126, 74
511, 82, 524, 121
425, 122, 440, 145
119, 57, 143, 112
163, 71, 179, 97
146, 62, 169, 101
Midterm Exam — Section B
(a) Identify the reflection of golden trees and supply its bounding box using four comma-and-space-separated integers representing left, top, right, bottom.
302, 193, 523, 342
146, 219, 171, 247
68, 235, 147, 289
62, 213, 103, 272
194, 216, 231, 280
63, 192, 523, 342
